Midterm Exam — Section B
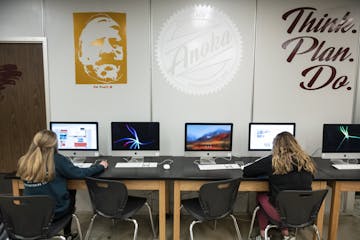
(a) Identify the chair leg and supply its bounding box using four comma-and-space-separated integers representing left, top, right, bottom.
213, 220, 217, 231
125, 218, 138, 240
313, 224, 321, 240
248, 206, 260, 240
72, 214, 83, 240
144, 202, 157, 238
230, 214, 242, 240
189, 220, 202, 240
84, 213, 97, 240
264, 225, 277, 240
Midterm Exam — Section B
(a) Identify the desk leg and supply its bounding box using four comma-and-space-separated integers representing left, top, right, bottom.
166, 181, 170, 214
159, 181, 166, 240
328, 182, 341, 240
315, 197, 325, 240
12, 180, 20, 196
173, 181, 181, 240
314, 181, 327, 240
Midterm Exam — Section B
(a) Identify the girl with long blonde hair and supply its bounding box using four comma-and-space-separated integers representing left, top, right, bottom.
244, 131, 316, 240
17, 129, 108, 239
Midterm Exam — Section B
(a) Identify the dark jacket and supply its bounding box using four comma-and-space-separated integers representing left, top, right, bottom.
243, 155, 313, 204
23, 153, 104, 216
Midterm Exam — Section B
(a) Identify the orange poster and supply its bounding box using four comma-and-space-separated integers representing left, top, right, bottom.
73, 12, 127, 84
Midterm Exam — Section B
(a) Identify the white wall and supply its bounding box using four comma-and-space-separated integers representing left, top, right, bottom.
1, 0, 360, 157
0, 0, 43, 37
253, 0, 360, 156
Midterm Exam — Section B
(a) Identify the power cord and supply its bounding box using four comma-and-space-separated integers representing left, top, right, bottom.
193, 159, 201, 165
158, 159, 174, 166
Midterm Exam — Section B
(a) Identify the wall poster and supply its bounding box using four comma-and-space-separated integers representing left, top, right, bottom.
73, 12, 127, 85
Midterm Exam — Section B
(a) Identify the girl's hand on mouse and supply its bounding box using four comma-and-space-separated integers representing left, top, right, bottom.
99, 160, 108, 169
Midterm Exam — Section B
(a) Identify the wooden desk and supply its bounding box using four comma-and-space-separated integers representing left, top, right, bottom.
11, 179, 167, 240
173, 180, 327, 240
327, 181, 360, 240
314, 158, 360, 240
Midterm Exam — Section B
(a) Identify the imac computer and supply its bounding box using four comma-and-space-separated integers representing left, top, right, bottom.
184, 123, 233, 164
248, 122, 296, 151
111, 122, 160, 161
322, 124, 360, 161
50, 122, 99, 158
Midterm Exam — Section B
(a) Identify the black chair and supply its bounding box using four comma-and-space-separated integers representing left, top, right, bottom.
181, 177, 242, 240
0, 195, 83, 240
248, 189, 328, 240
0, 216, 8, 240
84, 177, 156, 240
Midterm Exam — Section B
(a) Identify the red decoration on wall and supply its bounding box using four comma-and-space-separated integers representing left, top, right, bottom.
0, 64, 22, 100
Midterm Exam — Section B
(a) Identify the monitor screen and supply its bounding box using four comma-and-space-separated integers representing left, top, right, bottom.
322, 124, 360, 159
248, 123, 296, 151
184, 123, 233, 157
50, 121, 99, 157
111, 122, 160, 157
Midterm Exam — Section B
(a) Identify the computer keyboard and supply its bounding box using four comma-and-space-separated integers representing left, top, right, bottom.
198, 164, 241, 171
332, 164, 360, 170
115, 162, 158, 168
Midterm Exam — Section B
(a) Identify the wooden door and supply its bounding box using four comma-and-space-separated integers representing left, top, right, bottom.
0, 43, 46, 173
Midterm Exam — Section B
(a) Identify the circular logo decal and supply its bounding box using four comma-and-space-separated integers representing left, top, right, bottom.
156, 5, 242, 95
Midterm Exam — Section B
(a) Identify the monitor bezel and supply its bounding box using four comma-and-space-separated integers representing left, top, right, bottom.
49, 121, 99, 157
322, 123, 360, 159
110, 121, 160, 157
184, 122, 234, 155
248, 122, 296, 151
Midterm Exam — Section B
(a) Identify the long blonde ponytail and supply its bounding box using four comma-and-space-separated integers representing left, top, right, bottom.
17, 130, 57, 182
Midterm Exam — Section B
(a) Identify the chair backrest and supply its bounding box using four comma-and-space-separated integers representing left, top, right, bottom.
0, 195, 55, 240
199, 177, 241, 219
85, 177, 128, 218
276, 189, 328, 228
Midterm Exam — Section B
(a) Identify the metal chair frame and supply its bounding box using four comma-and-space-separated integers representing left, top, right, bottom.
248, 189, 328, 240
181, 178, 242, 240
84, 177, 156, 240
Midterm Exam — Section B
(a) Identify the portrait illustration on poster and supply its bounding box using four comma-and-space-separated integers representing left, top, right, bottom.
73, 12, 127, 84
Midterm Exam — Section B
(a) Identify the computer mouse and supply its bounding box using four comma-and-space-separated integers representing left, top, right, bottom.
163, 164, 171, 170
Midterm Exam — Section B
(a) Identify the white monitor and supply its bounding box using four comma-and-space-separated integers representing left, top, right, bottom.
184, 123, 233, 162
111, 122, 160, 159
50, 122, 99, 157
322, 124, 360, 160
248, 122, 296, 151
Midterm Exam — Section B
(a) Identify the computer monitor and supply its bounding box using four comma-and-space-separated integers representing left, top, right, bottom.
322, 124, 360, 160
50, 121, 99, 158
248, 122, 296, 151
111, 122, 160, 159
184, 123, 233, 162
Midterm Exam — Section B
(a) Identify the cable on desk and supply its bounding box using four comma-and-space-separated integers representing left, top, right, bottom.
158, 159, 174, 166
193, 159, 201, 165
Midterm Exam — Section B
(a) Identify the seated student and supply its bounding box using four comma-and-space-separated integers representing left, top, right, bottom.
16, 129, 108, 240
243, 131, 316, 240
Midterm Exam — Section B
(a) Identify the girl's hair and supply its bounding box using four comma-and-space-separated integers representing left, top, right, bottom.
17, 130, 57, 182
272, 131, 316, 175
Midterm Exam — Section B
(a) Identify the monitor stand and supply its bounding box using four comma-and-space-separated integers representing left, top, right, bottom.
199, 156, 216, 165
345, 159, 359, 164
330, 159, 359, 164
129, 156, 144, 163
